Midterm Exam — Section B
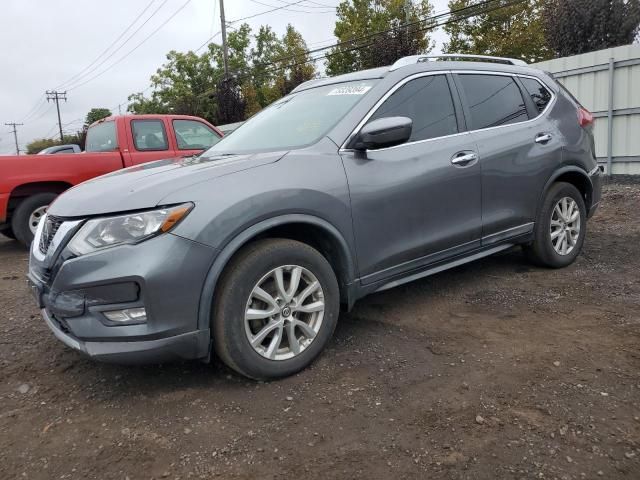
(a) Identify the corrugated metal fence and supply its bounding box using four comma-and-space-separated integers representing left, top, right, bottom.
535, 44, 640, 175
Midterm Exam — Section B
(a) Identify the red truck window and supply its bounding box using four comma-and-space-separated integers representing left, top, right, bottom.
86, 121, 118, 152
173, 120, 222, 150
131, 120, 169, 151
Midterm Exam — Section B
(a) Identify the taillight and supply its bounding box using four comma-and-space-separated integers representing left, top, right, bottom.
578, 107, 594, 127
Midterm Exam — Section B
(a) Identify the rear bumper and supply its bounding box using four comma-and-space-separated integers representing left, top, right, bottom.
588, 165, 604, 218
41, 307, 211, 364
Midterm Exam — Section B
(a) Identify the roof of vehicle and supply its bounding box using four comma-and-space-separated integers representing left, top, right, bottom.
90, 114, 217, 128
292, 55, 543, 94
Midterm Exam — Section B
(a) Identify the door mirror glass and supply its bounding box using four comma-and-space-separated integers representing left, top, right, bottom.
350, 116, 412, 151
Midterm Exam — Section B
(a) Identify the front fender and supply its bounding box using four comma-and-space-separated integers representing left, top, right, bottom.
195, 213, 357, 332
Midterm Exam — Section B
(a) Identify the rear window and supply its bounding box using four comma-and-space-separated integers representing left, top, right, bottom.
520, 77, 553, 114
457, 74, 529, 130
85, 121, 118, 152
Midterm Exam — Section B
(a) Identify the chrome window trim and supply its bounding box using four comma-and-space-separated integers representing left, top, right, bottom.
339, 70, 557, 153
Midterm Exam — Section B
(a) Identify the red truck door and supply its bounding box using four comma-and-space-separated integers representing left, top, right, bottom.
170, 118, 223, 156
124, 117, 178, 166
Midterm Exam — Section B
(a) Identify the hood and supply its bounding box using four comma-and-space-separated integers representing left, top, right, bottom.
48, 152, 285, 217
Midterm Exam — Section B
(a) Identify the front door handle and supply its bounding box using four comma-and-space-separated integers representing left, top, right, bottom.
451, 151, 478, 167
535, 133, 552, 144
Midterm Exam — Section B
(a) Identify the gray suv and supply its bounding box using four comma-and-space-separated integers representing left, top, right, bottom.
28, 54, 602, 379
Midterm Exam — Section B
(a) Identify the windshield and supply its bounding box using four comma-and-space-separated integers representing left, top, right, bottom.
86, 121, 118, 152
202, 80, 378, 155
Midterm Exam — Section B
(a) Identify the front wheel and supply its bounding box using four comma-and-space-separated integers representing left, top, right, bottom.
213, 239, 340, 380
525, 182, 587, 268
11, 193, 58, 248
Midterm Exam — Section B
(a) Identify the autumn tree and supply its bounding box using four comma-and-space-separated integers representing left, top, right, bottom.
326, 0, 435, 76
543, 0, 640, 57
443, 0, 552, 63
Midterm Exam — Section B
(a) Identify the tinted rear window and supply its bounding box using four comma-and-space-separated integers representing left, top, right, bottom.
457, 74, 528, 130
520, 77, 553, 114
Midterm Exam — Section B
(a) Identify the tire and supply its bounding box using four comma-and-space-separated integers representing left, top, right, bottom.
213, 238, 340, 380
524, 182, 586, 268
11, 193, 57, 248
0, 225, 16, 240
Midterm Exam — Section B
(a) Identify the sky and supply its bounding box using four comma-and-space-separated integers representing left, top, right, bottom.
0, 0, 449, 154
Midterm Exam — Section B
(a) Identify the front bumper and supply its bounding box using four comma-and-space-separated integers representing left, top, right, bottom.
41, 307, 211, 363
29, 231, 218, 364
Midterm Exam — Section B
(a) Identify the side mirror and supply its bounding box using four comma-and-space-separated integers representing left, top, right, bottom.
349, 116, 412, 151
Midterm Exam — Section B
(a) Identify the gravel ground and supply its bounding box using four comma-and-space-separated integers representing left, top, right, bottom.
1, 183, 639, 480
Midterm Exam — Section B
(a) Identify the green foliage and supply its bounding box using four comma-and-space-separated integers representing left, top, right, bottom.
443, 0, 552, 63
326, 0, 435, 76
128, 23, 316, 124
543, 0, 640, 57
84, 108, 112, 126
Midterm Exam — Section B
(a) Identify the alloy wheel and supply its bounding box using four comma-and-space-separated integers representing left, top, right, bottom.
244, 265, 325, 361
550, 196, 580, 255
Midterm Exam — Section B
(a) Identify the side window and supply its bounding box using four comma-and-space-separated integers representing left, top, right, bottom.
457, 74, 529, 130
520, 77, 553, 114
173, 120, 222, 150
368, 75, 458, 142
85, 121, 118, 152
131, 120, 168, 151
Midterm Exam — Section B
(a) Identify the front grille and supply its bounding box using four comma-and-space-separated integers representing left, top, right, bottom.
38, 215, 64, 255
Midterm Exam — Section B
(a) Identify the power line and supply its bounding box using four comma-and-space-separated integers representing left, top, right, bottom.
248, 0, 334, 13
66, 0, 192, 92
228, 0, 311, 22
63, 0, 173, 91
20, 96, 47, 123
54, 0, 159, 90
4, 122, 23, 155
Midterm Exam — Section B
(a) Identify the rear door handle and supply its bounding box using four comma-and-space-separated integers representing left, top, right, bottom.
535, 133, 552, 144
451, 151, 478, 167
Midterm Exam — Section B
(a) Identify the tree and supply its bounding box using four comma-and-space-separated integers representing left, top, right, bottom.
443, 0, 552, 63
84, 108, 112, 126
543, 0, 640, 57
326, 0, 435, 76
128, 23, 316, 124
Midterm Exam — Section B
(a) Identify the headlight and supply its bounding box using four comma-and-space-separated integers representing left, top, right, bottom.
67, 203, 193, 256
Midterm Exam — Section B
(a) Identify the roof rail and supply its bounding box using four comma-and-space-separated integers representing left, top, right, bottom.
389, 54, 527, 71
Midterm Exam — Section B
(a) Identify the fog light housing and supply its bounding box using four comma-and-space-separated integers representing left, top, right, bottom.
103, 307, 147, 323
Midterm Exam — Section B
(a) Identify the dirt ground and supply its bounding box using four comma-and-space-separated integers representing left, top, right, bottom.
1, 183, 639, 480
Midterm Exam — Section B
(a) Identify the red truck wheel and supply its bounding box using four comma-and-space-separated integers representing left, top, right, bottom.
11, 193, 57, 248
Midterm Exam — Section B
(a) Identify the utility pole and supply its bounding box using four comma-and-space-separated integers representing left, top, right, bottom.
46, 90, 67, 141
4, 122, 23, 155
219, 0, 229, 79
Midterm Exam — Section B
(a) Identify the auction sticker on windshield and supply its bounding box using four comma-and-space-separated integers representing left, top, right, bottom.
327, 85, 372, 96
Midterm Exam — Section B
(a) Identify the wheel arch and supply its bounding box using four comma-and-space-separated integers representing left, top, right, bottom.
538, 166, 593, 217
8, 181, 72, 218
197, 214, 358, 332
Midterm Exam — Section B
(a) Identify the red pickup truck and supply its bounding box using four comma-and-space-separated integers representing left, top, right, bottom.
0, 114, 223, 247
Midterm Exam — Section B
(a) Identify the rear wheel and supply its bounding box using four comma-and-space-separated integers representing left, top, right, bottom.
11, 193, 57, 248
213, 239, 340, 380
525, 182, 586, 268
